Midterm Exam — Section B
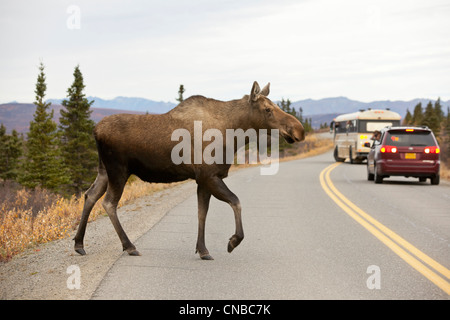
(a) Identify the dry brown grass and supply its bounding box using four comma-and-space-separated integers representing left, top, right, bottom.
441, 163, 450, 181
278, 134, 334, 162
0, 178, 177, 262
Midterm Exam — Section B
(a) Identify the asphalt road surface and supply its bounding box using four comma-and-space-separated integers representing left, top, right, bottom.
92, 151, 450, 299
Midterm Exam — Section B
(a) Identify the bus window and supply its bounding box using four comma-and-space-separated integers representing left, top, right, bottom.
367, 122, 393, 132
349, 120, 357, 132
359, 120, 401, 133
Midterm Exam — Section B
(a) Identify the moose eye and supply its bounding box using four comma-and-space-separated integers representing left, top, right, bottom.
265, 108, 271, 113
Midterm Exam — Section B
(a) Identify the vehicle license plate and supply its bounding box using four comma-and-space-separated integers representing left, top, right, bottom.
405, 153, 416, 159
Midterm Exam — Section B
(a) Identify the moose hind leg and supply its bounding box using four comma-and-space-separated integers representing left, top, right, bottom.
74, 169, 108, 255
102, 177, 140, 256
196, 184, 213, 260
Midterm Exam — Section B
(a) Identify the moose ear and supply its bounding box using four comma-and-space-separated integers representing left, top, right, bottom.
260, 82, 270, 97
249, 81, 261, 102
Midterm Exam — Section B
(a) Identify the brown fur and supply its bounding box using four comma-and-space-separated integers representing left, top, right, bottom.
73, 82, 304, 259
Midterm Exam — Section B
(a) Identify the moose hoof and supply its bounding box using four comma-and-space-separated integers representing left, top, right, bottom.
75, 248, 86, 256
200, 254, 214, 260
227, 235, 243, 253
124, 245, 141, 256
75, 247, 86, 256
127, 249, 141, 256
227, 242, 235, 253
196, 249, 214, 260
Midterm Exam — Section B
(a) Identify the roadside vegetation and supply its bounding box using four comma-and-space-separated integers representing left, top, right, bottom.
0, 178, 177, 262
404, 100, 450, 173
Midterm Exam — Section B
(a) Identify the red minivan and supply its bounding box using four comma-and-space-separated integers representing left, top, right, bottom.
366, 126, 440, 185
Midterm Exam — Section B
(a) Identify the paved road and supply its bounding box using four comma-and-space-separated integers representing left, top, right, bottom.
92, 151, 450, 299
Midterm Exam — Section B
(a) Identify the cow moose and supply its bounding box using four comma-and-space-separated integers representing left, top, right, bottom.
73, 81, 305, 260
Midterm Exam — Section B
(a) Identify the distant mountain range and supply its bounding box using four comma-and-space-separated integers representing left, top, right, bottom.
47, 96, 176, 114
0, 103, 146, 134
1, 96, 448, 133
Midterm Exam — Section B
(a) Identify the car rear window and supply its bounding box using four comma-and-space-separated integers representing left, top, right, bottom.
384, 130, 435, 147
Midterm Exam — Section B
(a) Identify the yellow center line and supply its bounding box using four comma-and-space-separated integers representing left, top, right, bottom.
319, 163, 450, 295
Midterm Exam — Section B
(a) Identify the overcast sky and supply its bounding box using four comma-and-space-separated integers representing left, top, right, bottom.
1, 0, 449, 104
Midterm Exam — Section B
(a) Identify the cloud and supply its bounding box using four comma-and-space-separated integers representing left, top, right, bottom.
0, 0, 449, 103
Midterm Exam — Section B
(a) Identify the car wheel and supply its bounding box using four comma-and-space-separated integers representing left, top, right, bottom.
431, 174, 440, 185
367, 162, 374, 181
334, 146, 345, 162
374, 163, 383, 184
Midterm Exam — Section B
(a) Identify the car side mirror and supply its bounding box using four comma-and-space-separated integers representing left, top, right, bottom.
364, 142, 371, 148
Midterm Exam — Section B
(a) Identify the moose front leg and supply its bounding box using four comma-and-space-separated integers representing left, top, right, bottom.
207, 176, 244, 254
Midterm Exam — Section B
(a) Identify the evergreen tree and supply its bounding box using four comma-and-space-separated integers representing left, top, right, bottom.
298, 106, 304, 124
445, 107, 450, 136
59, 65, 97, 195
403, 109, 412, 125
20, 62, 68, 191
423, 101, 440, 135
434, 98, 444, 124
1, 129, 23, 181
278, 98, 291, 114
444, 107, 450, 164
176, 84, 185, 103
285, 99, 292, 114
412, 102, 423, 126
0, 124, 23, 181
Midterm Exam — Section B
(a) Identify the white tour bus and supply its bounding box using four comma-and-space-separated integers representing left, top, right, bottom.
330, 109, 402, 163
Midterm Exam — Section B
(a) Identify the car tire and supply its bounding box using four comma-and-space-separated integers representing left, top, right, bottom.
374, 163, 383, 184
431, 174, 440, 185
367, 163, 374, 181
334, 146, 345, 162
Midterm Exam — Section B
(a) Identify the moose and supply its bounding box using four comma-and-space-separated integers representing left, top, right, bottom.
73, 81, 305, 260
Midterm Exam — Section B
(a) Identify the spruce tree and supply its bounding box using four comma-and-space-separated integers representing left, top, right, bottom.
434, 98, 444, 136
445, 107, 450, 137
176, 84, 185, 103
423, 101, 440, 135
444, 107, 450, 164
20, 62, 68, 192
0, 126, 23, 181
59, 65, 97, 195
403, 109, 412, 125
412, 102, 423, 126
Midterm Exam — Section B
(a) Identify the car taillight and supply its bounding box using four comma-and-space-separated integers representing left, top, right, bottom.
424, 146, 440, 154
380, 145, 397, 153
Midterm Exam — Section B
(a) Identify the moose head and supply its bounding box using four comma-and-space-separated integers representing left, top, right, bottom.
248, 81, 305, 144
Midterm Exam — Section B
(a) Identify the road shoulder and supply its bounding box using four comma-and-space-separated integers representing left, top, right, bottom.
0, 180, 197, 300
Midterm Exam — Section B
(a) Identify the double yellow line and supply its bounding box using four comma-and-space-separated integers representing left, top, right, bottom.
320, 163, 450, 295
